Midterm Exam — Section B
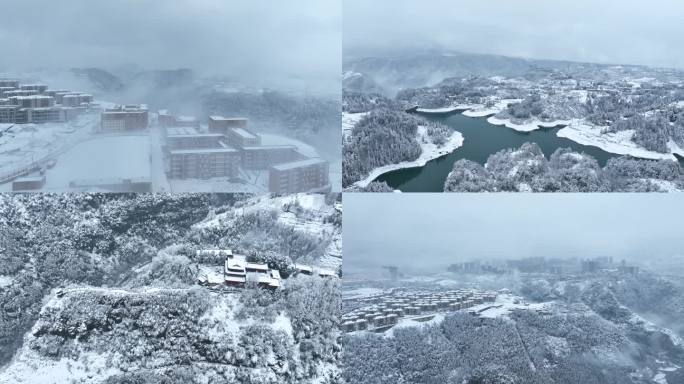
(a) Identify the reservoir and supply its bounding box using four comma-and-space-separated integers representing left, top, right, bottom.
375, 111, 675, 192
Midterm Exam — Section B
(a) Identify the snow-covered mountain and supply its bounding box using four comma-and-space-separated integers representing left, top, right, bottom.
0, 193, 342, 384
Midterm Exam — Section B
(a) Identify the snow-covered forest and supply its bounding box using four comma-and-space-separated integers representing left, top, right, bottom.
343, 51, 684, 191
0, 193, 341, 384
444, 143, 684, 192
342, 272, 684, 384
342, 109, 454, 187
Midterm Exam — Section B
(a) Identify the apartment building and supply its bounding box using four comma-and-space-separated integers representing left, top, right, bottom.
100, 104, 149, 131
269, 158, 330, 194
168, 147, 241, 179
241, 145, 304, 169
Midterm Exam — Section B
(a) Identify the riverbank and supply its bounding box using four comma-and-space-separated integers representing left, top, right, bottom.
487, 116, 573, 132
556, 120, 678, 161
353, 126, 464, 188
462, 99, 522, 118
420, 101, 684, 162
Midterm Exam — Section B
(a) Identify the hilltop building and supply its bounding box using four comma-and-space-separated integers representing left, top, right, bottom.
196, 249, 282, 290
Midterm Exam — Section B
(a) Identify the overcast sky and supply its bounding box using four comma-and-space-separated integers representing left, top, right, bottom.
0, 0, 340, 89
344, 194, 684, 274
344, 0, 684, 69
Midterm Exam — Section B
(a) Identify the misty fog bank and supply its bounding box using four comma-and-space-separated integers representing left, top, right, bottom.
0, 0, 341, 95
344, 0, 684, 70
344, 194, 684, 271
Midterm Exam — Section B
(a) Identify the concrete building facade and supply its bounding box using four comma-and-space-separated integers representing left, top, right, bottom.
0, 80, 91, 124
168, 147, 241, 179
101, 105, 149, 131
208, 116, 249, 134
225, 127, 261, 148
269, 158, 330, 194
241, 145, 304, 169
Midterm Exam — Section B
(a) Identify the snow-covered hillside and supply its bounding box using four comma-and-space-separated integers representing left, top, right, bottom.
0, 193, 342, 384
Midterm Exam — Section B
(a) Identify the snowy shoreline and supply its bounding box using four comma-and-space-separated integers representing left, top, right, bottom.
556, 120, 678, 161
420, 101, 684, 162
487, 116, 572, 132
353, 127, 464, 188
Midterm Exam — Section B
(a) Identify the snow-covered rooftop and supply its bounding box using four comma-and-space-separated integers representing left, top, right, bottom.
272, 158, 327, 171
232, 127, 257, 139
242, 144, 296, 151
209, 116, 247, 122
169, 147, 238, 154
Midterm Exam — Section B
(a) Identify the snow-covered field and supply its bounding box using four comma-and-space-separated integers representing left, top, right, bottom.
342, 112, 368, 141
0, 349, 121, 384
342, 287, 385, 300
472, 294, 551, 319
461, 99, 522, 118
384, 314, 445, 337
40, 134, 151, 191
0, 275, 14, 288
556, 120, 678, 161
0, 115, 98, 188
170, 169, 269, 193
353, 127, 464, 188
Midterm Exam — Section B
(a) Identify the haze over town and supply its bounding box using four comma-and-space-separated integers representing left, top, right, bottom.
344, 194, 684, 273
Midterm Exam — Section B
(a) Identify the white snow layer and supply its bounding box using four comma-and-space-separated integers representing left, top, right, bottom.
354, 127, 464, 188
556, 120, 678, 161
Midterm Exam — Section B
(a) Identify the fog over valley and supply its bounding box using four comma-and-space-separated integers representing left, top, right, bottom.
0, 0, 341, 94
344, 194, 684, 275
344, 0, 684, 70
343, 194, 684, 384
0, 0, 341, 194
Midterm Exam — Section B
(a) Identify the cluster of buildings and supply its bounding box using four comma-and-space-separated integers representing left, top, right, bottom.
100, 104, 149, 131
196, 249, 282, 290
195, 249, 337, 290
448, 257, 640, 277
0, 79, 92, 124
581, 257, 640, 276
160, 111, 330, 194
448, 261, 506, 275
341, 289, 497, 333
